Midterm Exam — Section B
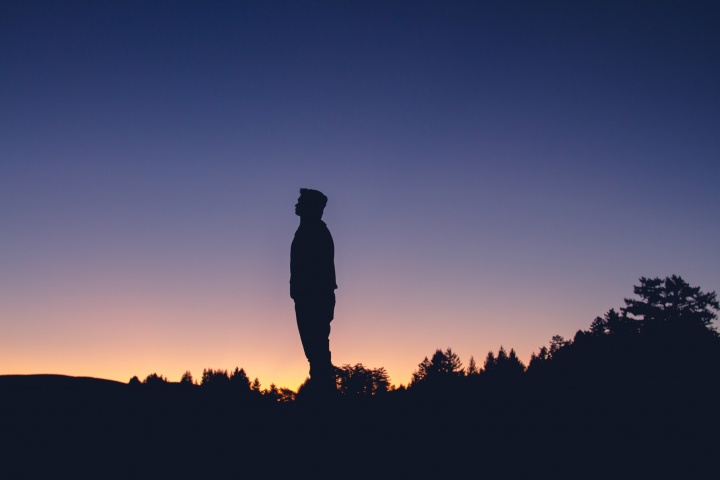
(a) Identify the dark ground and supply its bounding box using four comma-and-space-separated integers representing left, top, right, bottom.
2, 374, 718, 479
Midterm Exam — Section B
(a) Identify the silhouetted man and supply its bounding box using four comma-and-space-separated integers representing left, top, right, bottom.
291, 188, 337, 396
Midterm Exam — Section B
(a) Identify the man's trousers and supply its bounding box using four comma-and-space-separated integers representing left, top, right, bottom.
294, 293, 335, 389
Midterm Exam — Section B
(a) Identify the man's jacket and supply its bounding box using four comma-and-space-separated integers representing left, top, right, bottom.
290, 219, 337, 299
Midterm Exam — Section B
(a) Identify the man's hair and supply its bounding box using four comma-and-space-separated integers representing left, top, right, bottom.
300, 188, 328, 211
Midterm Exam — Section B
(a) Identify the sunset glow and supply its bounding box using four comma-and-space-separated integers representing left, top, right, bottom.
2, 1, 719, 390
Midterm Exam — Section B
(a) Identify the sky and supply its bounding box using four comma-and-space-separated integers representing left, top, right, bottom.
2, 1, 719, 390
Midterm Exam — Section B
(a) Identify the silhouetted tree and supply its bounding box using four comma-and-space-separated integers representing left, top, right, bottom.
277, 387, 296, 403
413, 357, 432, 382
622, 275, 719, 333
527, 346, 550, 374
506, 348, 525, 373
143, 373, 168, 385
335, 364, 390, 397
201, 369, 229, 387
264, 383, 281, 402
371, 367, 391, 395
411, 348, 464, 385
482, 346, 525, 380
589, 309, 629, 336
296, 377, 311, 397
180, 371, 195, 385
530, 346, 549, 364
549, 335, 570, 356
496, 345, 508, 363
525, 276, 720, 400
466, 356, 479, 376
251, 378, 261, 392
482, 350, 497, 375
341, 364, 371, 396
230, 367, 251, 392
128, 376, 141, 386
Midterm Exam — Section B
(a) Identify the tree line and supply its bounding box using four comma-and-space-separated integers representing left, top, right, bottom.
128, 275, 719, 401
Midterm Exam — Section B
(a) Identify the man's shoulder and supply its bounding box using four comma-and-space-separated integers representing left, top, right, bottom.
299, 220, 331, 231
294, 220, 333, 244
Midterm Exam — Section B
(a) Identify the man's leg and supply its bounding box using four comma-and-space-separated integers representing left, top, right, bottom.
295, 294, 335, 394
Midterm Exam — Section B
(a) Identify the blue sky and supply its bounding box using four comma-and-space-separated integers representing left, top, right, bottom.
2, 1, 719, 388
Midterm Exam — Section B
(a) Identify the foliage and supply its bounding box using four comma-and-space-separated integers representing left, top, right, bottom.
622, 275, 719, 332
180, 371, 195, 385
526, 276, 720, 392
230, 367, 251, 391
549, 335, 570, 355
466, 356, 479, 376
263, 383, 296, 403
482, 351, 496, 372
411, 348, 464, 385
527, 346, 549, 373
201, 368, 229, 387
335, 364, 390, 397
251, 378, 261, 392
588, 308, 636, 337
143, 373, 168, 385
482, 346, 525, 378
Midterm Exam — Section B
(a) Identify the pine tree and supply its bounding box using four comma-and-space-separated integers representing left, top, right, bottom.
180, 371, 194, 385
143, 372, 167, 385
230, 367, 251, 392
251, 378, 261, 392
483, 350, 496, 374
411, 348, 464, 385
622, 275, 719, 332
466, 356, 479, 375
201, 368, 229, 387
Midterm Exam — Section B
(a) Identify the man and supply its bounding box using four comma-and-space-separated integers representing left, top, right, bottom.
291, 188, 337, 396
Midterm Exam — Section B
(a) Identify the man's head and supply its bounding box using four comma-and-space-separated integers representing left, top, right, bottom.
295, 188, 328, 219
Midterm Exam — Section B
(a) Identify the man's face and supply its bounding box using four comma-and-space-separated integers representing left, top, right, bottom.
294, 196, 304, 216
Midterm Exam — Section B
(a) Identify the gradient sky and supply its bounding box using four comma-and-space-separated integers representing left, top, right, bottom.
2, 1, 719, 389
